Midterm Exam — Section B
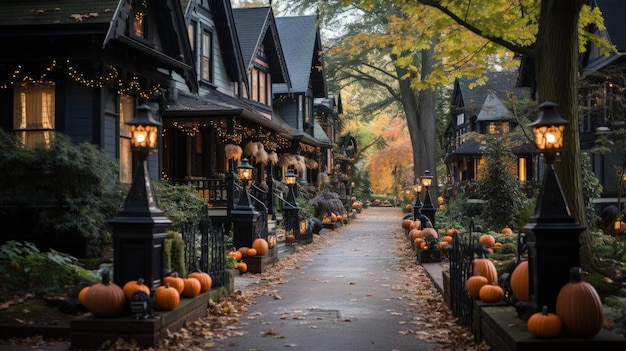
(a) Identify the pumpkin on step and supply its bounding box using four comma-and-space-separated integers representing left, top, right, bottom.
83, 269, 125, 317
479, 283, 504, 303
252, 238, 269, 256
189, 271, 212, 293
528, 306, 562, 338
181, 277, 201, 298
154, 283, 180, 310
123, 278, 151, 300
556, 267, 604, 338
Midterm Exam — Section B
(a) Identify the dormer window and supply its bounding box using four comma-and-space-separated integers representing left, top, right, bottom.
133, 11, 145, 38
130, 0, 148, 39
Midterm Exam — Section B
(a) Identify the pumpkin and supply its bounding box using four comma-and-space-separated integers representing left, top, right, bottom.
189, 271, 212, 293
252, 238, 269, 256
154, 283, 180, 310
123, 278, 151, 300
286, 234, 296, 243
181, 277, 201, 298
401, 219, 413, 229
419, 241, 428, 250
528, 306, 563, 338
78, 286, 90, 305
410, 229, 422, 241
442, 235, 453, 243
474, 258, 498, 284
352, 201, 362, 209
237, 261, 248, 273
420, 227, 438, 240
163, 272, 185, 294
238, 246, 251, 258
83, 269, 126, 317
330, 213, 337, 222
410, 220, 421, 230
555, 267, 604, 338
479, 234, 496, 247
247, 248, 258, 257
227, 250, 243, 262
501, 227, 514, 235
479, 283, 504, 303
510, 261, 530, 302
414, 237, 425, 248
446, 228, 460, 236
466, 274, 489, 299
439, 241, 450, 250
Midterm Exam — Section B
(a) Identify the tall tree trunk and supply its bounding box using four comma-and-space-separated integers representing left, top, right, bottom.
535, 0, 596, 269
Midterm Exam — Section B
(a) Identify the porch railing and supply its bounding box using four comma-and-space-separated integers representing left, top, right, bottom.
448, 227, 475, 329
171, 178, 229, 207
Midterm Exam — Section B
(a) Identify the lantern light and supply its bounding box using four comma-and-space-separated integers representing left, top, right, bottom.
420, 170, 433, 188
284, 169, 297, 185
529, 101, 569, 155
127, 104, 161, 150
237, 158, 254, 181
413, 184, 423, 193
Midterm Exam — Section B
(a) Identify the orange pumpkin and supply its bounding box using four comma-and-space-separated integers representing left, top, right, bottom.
163, 272, 185, 294
252, 238, 269, 256
479, 234, 496, 247
555, 267, 604, 338
181, 277, 201, 298
466, 274, 489, 299
154, 283, 180, 310
247, 248, 258, 256
410, 220, 421, 230
78, 286, 90, 306
479, 283, 504, 303
122, 278, 151, 300
528, 306, 563, 338
510, 261, 530, 302
474, 258, 498, 284
414, 237, 425, 248
237, 261, 248, 273
286, 234, 296, 243
442, 236, 453, 243
420, 227, 438, 240
189, 271, 212, 293
83, 269, 125, 317
439, 241, 450, 250
446, 228, 460, 236
227, 250, 243, 262
401, 219, 413, 229
501, 227, 514, 235
238, 246, 251, 258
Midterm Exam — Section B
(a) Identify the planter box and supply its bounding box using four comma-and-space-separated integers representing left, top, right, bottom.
416, 249, 442, 263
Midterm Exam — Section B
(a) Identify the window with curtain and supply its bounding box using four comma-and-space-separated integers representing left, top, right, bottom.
119, 94, 135, 183
13, 82, 55, 147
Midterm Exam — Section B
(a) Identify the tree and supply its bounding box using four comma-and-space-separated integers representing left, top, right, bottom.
411, 0, 611, 270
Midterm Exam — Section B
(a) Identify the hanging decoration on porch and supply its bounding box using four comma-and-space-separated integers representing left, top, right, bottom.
268, 151, 279, 165
225, 144, 242, 160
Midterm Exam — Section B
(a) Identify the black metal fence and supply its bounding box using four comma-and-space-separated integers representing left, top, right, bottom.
449, 230, 476, 328
180, 205, 227, 287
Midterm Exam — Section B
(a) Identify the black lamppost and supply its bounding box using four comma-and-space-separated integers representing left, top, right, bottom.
232, 158, 259, 249
413, 183, 422, 220
523, 101, 584, 313
420, 170, 436, 227
283, 169, 301, 241
109, 104, 171, 290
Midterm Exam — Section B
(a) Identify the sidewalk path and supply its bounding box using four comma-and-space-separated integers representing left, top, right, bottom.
219, 206, 448, 351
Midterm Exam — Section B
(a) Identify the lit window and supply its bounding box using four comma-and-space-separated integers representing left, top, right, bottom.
202, 31, 212, 81
133, 11, 145, 38
120, 94, 134, 183
188, 22, 196, 51
13, 82, 55, 147
518, 158, 527, 182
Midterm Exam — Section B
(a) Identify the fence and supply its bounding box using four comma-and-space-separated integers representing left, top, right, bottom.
448, 228, 476, 329
180, 205, 227, 287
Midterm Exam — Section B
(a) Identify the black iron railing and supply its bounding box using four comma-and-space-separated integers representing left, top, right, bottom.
449, 229, 475, 328
180, 205, 227, 287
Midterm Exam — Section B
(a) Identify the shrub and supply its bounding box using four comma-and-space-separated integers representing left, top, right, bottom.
164, 231, 186, 277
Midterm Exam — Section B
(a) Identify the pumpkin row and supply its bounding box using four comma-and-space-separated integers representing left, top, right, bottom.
466, 259, 604, 339
78, 269, 212, 317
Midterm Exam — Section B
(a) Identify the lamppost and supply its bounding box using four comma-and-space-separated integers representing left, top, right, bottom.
232, 158, 259, 249
413, 183, 422, 220
283, 169, 301, 241
420, 170, 436, 227
109, 104, 171, 290
523, 101, 584, 313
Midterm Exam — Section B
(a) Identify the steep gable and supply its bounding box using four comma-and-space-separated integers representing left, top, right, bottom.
275, 15, 326, 97
232, 6, 289, 86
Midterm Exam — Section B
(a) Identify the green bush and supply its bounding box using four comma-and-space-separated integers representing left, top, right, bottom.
154, 181, 206, 231
0, 240, 99, 293
164, 231, 186, 277
0, 130, 125, 257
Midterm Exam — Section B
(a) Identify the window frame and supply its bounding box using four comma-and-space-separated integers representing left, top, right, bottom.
12, 81, 56, 147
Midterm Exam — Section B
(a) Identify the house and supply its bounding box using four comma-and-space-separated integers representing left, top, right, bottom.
579, 0, 626, 209
443, 71, 534, 184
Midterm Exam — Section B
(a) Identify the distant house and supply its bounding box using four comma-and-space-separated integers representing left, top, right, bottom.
444, 71, 534, 184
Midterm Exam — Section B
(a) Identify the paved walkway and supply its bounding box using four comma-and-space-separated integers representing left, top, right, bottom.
219, 206, 445, 351
0, 207, 450, 351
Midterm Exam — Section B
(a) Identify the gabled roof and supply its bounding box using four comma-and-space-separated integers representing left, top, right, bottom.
454, 71, 527, 117
232, 6, 290, 87
475, 93, 514, 121
582, 0, 626, 72
274, 15, 327, 96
